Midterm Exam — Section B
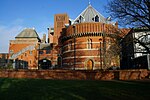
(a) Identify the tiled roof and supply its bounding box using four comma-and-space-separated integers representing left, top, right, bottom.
15, 28, 40, 38
74, 4, 107, 23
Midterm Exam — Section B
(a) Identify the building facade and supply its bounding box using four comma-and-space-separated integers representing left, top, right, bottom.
52, 4, 122, 70
9, 28, 40, 69
0, 53, 9, 68
120, 27, 150, 69
9, 4, 124, 70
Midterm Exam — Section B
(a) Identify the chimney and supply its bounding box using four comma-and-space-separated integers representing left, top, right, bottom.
42, 34, 46, 43
48, 28, 54, 43
115, 22, 118, 29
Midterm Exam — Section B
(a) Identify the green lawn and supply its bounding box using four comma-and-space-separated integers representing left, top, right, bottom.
0, 78, 150, 100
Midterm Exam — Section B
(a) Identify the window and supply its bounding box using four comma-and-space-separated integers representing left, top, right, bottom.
79, 16, 84, 23
69, 20, 72, 25
87, 39, 92, 49
108, 39, 111, 45
92, 17, 94, 21
95, 15, 99, 22
30, 60, 32, 64
76, 20, 79, 23
39, 51, 43, 54
30, 51, 32, 55
46, 50, 51, 54
10, 50, 13, 54
69, 41, 72, 50
21, 55, 23, 59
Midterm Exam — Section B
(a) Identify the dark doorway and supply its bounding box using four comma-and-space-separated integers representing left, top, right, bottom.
57, 57, 62, 68
39, 59, 51, 69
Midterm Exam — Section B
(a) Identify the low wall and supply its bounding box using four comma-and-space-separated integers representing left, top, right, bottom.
0, 69, 149, 80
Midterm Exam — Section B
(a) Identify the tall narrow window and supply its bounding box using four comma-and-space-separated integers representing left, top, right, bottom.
68, 41, 72, 51
30, 51, 32, 55
46, 50, 51, 54
107, 38, 111, 45
95, 15, 99, 22
69, 20, 72, 25
24, 53, 27, 57
30, 60, 32, 64
87, 39, 92, 49
79, 16, 84, 23
70, 41, 72, 50
39, 51, 43, 54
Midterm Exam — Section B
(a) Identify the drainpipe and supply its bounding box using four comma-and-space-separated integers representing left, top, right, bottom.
73, 25, 76, 70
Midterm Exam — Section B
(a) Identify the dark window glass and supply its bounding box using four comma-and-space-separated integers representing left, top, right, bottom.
95, 15, 99, 22
46, 50, 51, 54
39, 51, 43, 54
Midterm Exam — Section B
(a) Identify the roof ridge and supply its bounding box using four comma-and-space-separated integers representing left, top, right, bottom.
74, 5, 89, 23
73, 4, 106, 24
15, 28, 40, 39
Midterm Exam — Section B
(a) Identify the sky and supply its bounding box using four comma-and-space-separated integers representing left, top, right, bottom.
0, 0, 110, 53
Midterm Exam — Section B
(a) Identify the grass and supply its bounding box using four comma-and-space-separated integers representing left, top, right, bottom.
0, 78, 150, 100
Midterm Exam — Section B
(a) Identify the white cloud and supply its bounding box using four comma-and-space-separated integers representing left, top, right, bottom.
0, 19, 24, 53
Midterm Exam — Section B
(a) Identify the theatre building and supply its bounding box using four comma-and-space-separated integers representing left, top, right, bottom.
9, 4, 124, 70
59, 4, 121, 70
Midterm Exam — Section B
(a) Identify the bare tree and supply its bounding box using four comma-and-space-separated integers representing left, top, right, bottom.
132, 28, 150, 53
107, 0, 150, 29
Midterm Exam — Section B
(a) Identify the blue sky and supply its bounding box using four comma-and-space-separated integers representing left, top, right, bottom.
0, 0, 109, 53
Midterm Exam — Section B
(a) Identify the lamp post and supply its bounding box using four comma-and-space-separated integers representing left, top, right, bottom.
103, 33, 106, 69
99, 39, 102, 70
38, 43, 40, 70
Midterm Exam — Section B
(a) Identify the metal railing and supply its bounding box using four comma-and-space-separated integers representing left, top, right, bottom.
10, 45, 36, 59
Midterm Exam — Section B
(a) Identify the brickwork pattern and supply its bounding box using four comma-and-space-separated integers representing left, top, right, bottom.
0, 69, 149, 80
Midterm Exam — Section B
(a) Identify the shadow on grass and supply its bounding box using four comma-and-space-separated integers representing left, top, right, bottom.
0, 78, 150, 100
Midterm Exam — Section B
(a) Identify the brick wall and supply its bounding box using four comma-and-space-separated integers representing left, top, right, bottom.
0, 69, 149, 80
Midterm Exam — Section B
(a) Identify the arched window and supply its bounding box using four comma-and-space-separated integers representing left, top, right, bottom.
68, 41, 72, 51
86, 59, 94, 70
79, 16, 84, 23
108, 38, 111, 45
87, 39, 92, 49
69, 20, 72, 25
57, 56, 62, 68
95, 15, 99, 22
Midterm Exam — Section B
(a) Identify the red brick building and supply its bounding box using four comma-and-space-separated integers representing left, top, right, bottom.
9, 28, 40, 69
58, 4, 120, 70
0, 53, 9, 67
9, 4, 124, 70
